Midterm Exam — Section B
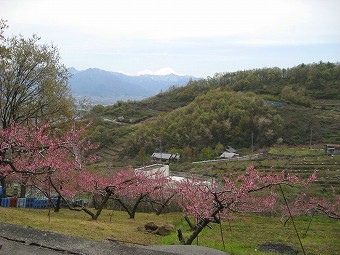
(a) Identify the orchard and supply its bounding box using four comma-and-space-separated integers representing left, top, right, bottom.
1, 122, 339, 254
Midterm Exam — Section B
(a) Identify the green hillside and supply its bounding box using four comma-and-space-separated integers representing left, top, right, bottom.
128, 90, 283, 154
83, 62, 340, 164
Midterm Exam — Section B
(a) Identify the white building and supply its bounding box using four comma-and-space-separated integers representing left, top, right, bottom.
219, 152, 238, 159
135, 164, 170, 178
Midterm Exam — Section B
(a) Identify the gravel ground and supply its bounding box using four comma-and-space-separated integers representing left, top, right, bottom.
0, 222, 230, 255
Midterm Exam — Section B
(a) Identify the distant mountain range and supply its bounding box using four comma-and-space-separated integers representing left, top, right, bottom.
68, 67, 198, 105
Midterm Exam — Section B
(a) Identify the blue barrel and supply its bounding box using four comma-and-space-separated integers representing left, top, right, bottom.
32, 199, 42, 209
25, 198, 34, 208
17, 198, 26, 208
33, 199, 49, 209
1, 197, 9, 207
42, 199, 48, 209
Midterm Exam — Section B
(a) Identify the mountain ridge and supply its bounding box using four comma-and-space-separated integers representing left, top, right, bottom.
68, 67, 198, 105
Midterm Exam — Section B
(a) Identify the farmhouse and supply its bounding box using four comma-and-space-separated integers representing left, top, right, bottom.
325, 144, 340, 155
219, 146, 239, 159
151, 152, 180, 163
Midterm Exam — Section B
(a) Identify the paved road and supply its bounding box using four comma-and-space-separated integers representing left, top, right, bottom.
0, 222, 229, 255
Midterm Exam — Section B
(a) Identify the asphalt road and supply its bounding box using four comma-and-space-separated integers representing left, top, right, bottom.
0, 222, 229, 255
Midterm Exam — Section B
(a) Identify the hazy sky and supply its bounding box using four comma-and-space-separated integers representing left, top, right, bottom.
1, 0, 340, 77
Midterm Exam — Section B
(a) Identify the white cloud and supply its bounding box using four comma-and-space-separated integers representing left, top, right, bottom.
3, 0, 339, 43
1, 0, 339, 77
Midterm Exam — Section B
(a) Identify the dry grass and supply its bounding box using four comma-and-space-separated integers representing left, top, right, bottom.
0, 207, 178, 245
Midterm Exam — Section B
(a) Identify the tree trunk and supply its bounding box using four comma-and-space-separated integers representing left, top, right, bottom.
19, 183, 26, 198
116, 194, 147, 219
184, 216, 196, 231
156, 193, 176, 216
47, 176, 107, 220
184, 208, 222, 245
54, 195, 61, 212
0, 176, 7, 198
76, 192, 112, 221
129, 211, 135, 219
156, 203, 167, 216
93, 195, 98, 210
93, 191, 112, 220
185, 218, 211, 245
116, 199, 133, 218
19, 175, 29, 198
129, 194, 146, 219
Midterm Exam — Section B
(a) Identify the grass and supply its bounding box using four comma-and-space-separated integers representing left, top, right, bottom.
164, 214, 340, 255
0, 207, 177, 245
268, 147, 325, 156
0, 207, 339, 255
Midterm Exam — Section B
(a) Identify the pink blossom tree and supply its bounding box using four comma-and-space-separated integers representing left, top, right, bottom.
279, 186, 340, 226
53, 168, 170, 220
70, 169, 142, 220
52, 169, 121, 220
177, 166, 317, 245
0, 121, 97, 208
147, 180, 179, 216
0, 122, 57, 198
113, 169, 170, 219
0, 122, 173, 220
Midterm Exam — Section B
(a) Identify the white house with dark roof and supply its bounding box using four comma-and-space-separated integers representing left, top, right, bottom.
219, 146, 238, 159
325, 144, 340, 155
151, 152, 180, 163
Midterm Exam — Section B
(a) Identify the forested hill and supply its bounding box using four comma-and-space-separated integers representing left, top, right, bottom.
211, 62, 339, 98
85, 62, 340, 161
93, 62, 339, 115
144, 61, 340, 110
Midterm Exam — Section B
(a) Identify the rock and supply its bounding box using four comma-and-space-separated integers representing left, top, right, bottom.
145, 222, 176, 236
144, 222, 160, 231
154, 224, 176, 236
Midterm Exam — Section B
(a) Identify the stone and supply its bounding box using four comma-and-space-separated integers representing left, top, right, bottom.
154, 224, 176, 236
144, 222, 160, 231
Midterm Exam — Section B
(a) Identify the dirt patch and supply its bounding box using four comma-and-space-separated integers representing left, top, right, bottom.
258, 242, 298, 254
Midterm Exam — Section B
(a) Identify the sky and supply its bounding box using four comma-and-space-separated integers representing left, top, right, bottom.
1, 0, 340, 77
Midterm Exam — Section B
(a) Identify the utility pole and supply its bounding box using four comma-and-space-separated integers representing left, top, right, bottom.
160, 137, 162, 160
309, 128, 313, 149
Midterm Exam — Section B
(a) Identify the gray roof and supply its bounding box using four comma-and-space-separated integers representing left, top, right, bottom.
224, 146, 237, 153
151, 153, 180, 160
